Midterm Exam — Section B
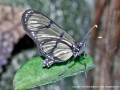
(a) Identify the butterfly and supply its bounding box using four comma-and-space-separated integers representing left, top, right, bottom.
22, 9, 99, 77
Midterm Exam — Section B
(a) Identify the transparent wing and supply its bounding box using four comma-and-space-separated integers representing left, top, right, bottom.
41, 40, 73, 61
54, 43, 73, 61
22, 9, 75, 45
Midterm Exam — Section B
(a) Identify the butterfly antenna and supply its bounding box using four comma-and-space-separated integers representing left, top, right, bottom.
84, 66, 87, 78
83, 25, 98, 41
83, 36, 102, 41
58, 60, 71, 76
58, 56, 75, 76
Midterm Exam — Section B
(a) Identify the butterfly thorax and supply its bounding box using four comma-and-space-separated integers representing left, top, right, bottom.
72, 41, 85, 58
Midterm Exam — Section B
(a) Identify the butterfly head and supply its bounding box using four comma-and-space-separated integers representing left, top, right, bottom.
73, 41, 85, 58
77, 41, 86, 50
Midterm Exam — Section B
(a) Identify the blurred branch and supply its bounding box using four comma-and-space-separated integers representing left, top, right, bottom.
88, 0, 120, 90
87, 0, 106, 89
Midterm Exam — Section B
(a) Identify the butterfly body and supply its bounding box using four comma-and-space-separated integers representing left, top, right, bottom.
22, 9, 85, 68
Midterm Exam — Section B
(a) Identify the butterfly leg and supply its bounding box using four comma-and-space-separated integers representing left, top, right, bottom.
80, 51, 87, 78
58, 56, 75, 76
58, 60, 71, 76
58, 51, 87, 76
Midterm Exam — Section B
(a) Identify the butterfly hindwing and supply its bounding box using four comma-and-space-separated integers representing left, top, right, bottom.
38, 38, 73, 62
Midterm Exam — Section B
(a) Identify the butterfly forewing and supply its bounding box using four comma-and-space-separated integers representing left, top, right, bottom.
22, 9, 75, 44
28, 15, 50, 31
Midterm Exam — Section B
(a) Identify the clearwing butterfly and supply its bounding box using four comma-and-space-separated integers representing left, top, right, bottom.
22, 9, 99, 77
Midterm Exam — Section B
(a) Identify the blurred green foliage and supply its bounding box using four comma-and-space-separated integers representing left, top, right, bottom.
13, 54, 95, 90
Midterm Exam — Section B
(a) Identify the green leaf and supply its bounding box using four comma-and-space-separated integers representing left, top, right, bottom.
13, 54, 95, 90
